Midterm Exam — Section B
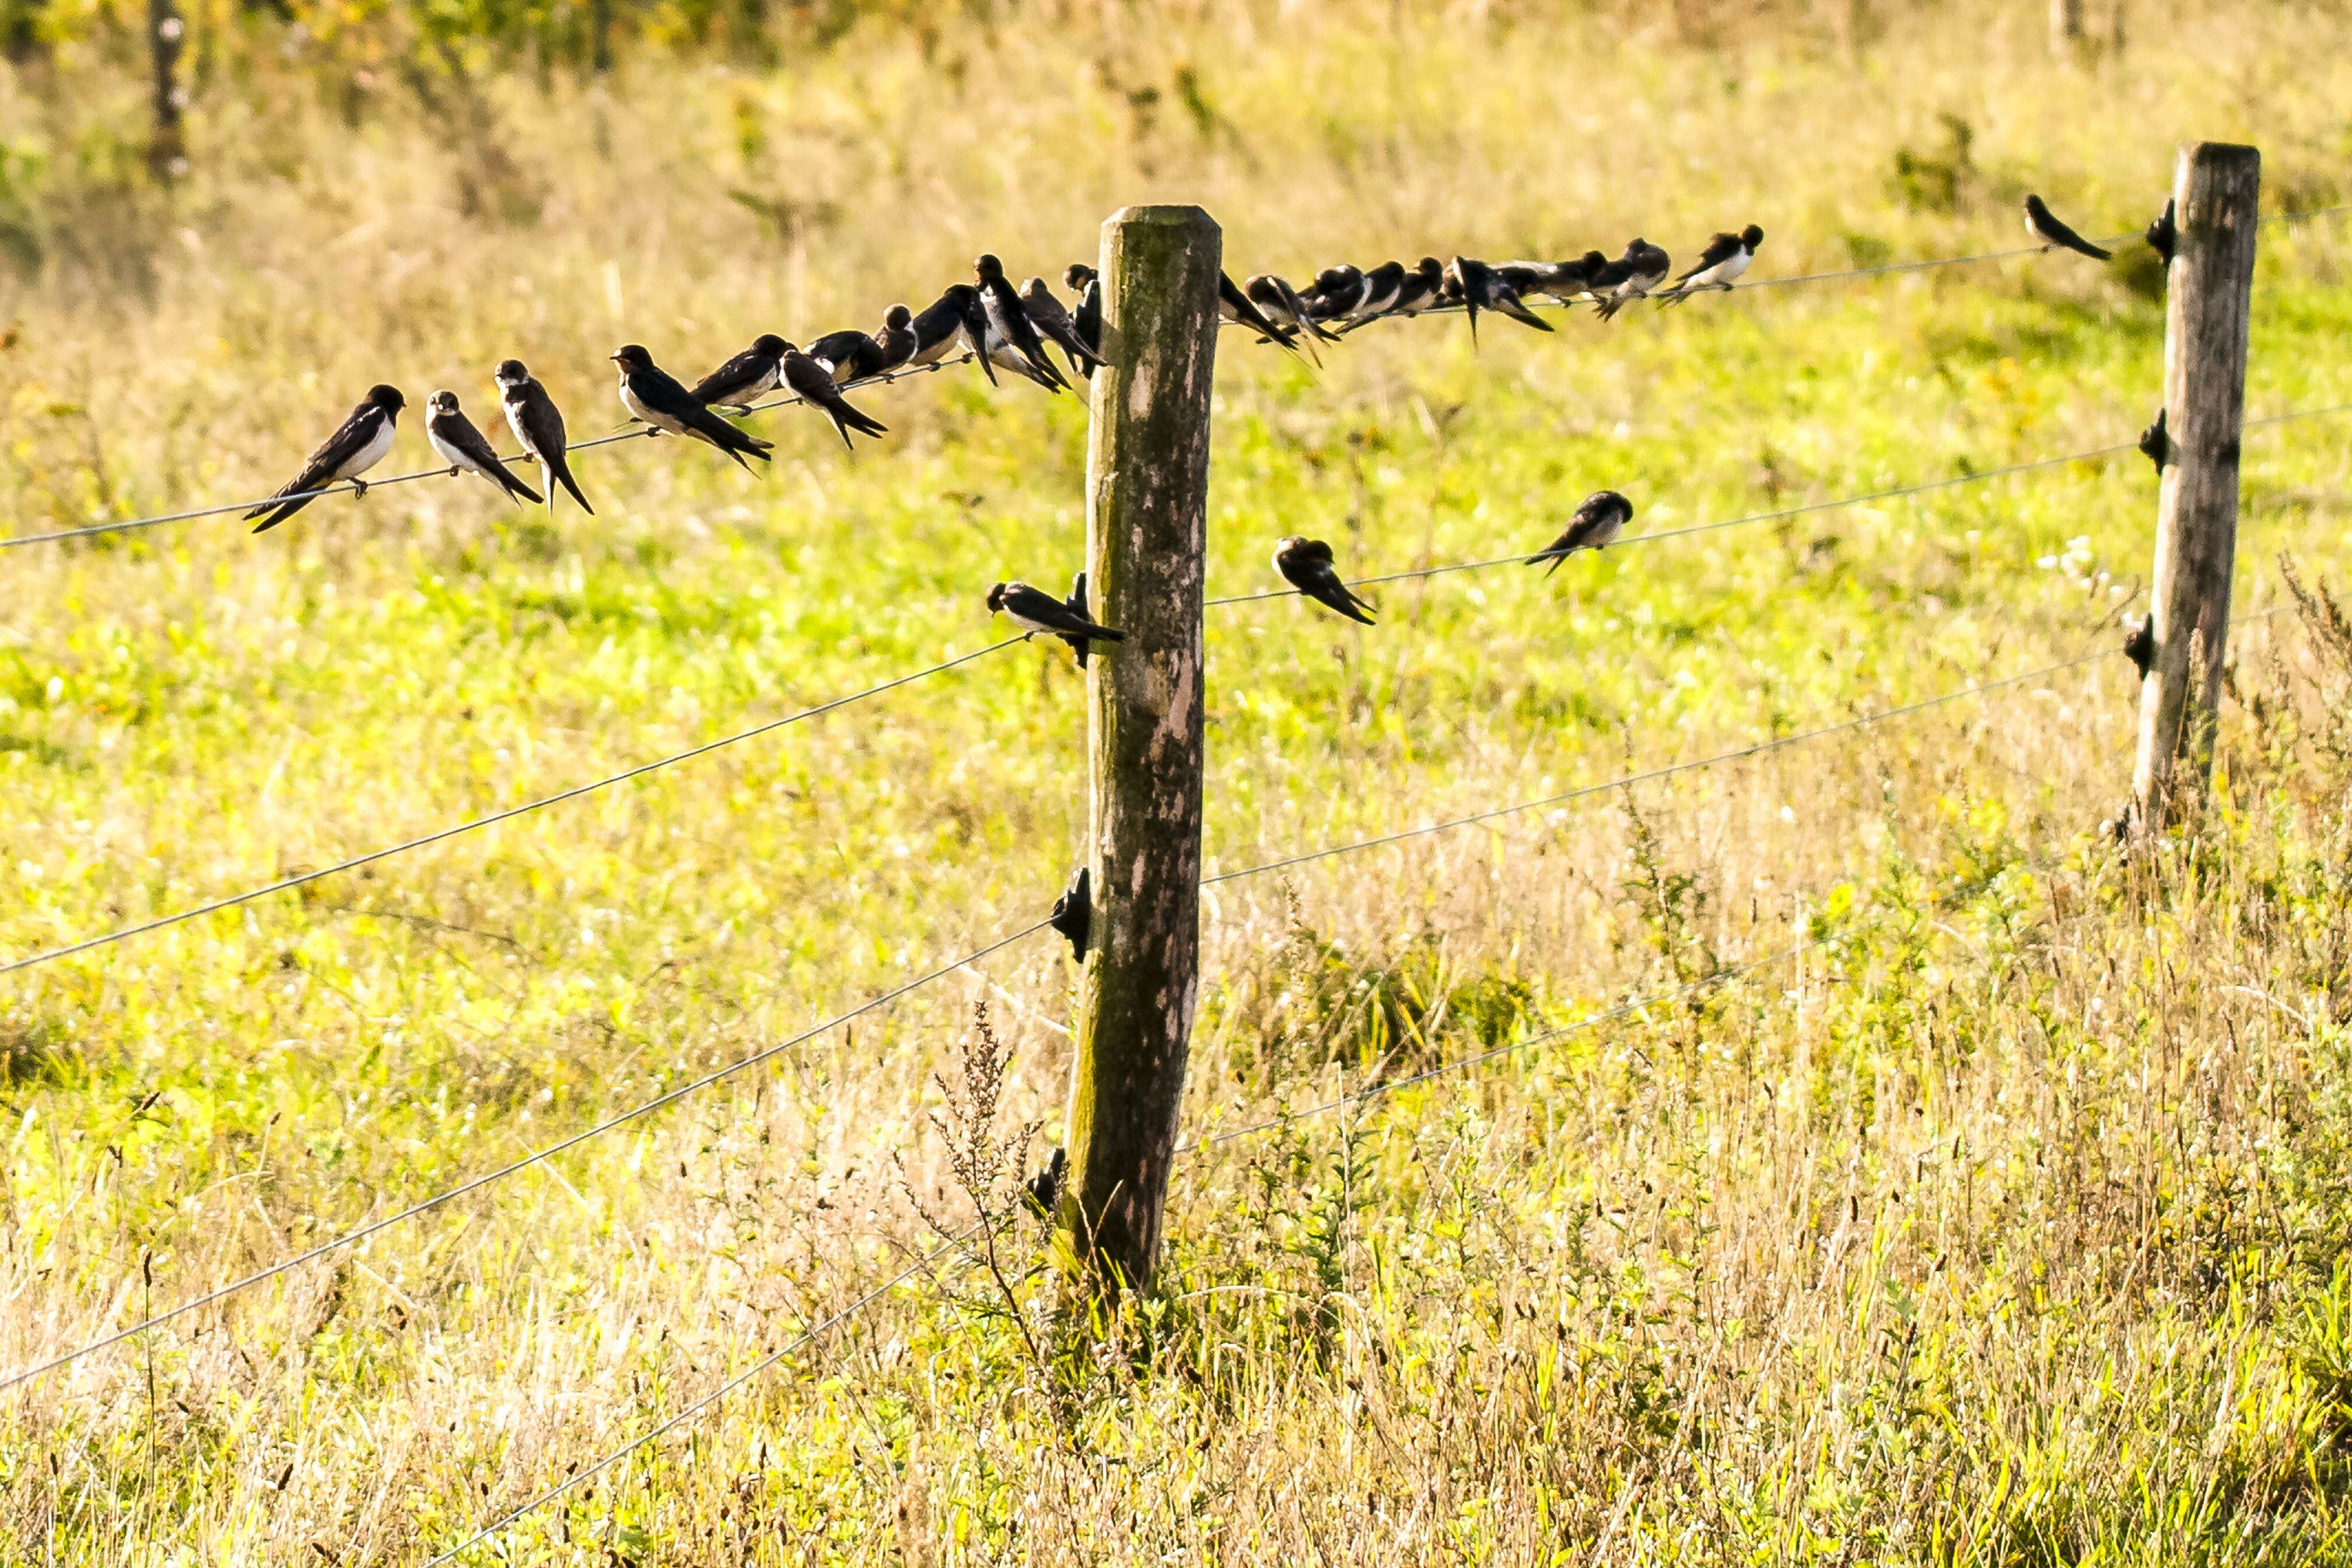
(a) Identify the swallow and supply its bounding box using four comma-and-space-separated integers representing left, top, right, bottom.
1059, 569, 1096, 668
1307, 264, 1366, 321
1594, 240, 1671, 320
495, 360, 593, 516
797, 328, 880, 386
975, 254, 1069, 389
1527, 491, 1634, 575
1350, 260, 1405, 323
1446, 257, 1555, 345
610, 345, 773, 471
1342, 256, 1445, 333
2024, 194, 2113, 261
425, 389, 540, 505
1021, 276, 1109, 376
1246, 274, 1341, 346
689, 333, 788, 412
982, 318, 1067, 393
2138, 407, 2168, 473
2124, 614, 2155, 679
1273, 536, 1376, 625
1024, 1146, 1067, 1216
1662, 225, 1763, 304
779, 343, 887, 452
243, 384, 404, 533
1219, 271, 1306, 358
2146, 199, 2177, 267
1498, 253, 1607, 306
988, 579, 1125, 650
1066, 264, 1104, 370
907, 286, 988, 384
869, 303, 919, 373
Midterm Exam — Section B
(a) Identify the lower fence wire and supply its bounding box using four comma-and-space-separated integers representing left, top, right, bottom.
0, 921, 1051, 1396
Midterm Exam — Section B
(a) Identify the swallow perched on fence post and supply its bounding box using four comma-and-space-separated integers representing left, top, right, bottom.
689, 334, 788, 412
426, 389, 541, 506
975, 254, 1069, 388
1066, 264, 1104, 369
1049, 867, 1091, 960
780, 343, 888, 452
988, 579, 1125, 655
1024, 1146, 1067, 1216
1662, 225, 1763, 304
2145, 198, 2177, 267
1059, 570, 1096, 668
1527, 491, 1634, 574
495, 359, 593, 516
610, 345, 774, 471
244, 384, 404, 533
1273, 535, 1377, 625
1594, 240, 1671, 320
1022, 276, 1109, 377
2024, 194, 2113, 261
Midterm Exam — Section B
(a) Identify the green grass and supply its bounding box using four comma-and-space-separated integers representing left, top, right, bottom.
6, 0, 2352, 1560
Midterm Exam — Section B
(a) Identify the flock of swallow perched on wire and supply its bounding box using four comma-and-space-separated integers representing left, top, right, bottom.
236, 192, 2122, 640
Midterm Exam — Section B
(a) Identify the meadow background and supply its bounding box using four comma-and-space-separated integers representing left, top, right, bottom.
5, 0, 2352, 1560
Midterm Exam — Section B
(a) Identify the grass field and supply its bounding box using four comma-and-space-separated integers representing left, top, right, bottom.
6, 0, 2352, 1560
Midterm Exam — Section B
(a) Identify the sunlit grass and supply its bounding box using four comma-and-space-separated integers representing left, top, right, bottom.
4, 0, 2352, 1560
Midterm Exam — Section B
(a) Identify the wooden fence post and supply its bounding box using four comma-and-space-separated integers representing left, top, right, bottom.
1058, 205, 1221, 1297
2131, 142, 2259, 831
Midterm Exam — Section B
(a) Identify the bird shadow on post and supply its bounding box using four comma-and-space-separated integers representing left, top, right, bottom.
2127, 141, 2258, 838
1054, 205, 1221, 1313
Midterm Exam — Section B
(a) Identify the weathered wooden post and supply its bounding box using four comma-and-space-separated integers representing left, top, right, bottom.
2131, 142, 2259, 830
1058, 205, 1220, 1296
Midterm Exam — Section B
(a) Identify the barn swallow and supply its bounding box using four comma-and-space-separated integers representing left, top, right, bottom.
1066, 264, 1103, 370
2146, 199, 2177, 267
870, 304, 919, 373
804, 328, 886, 385
983, 318, 1066, 393
1247, 274, 1340, 345
1662, 225, 1763, 304
1308, 264, 1366, 321
244, 384, 404, 533
1499, 253, 1607, 306
495, 359, 593, 516
1024, 1145, 1068, 1215
689, 333, 788, 411
907, 286, 992, 387
780, 344, 887, 452
1446, 257, 1554, 345
1594, 240, 1670, 320
425, 389, 540, 505
2024, 194, 2113, 261
1527, 491, 1633, 575
1022, 276, 1108, 376
610, 345, 773, 471
1219, 271, 1306, 358
1351, 260, 1405, 321
1048, 864, 1090, 958
975, 254, 1068, 388
988, 580, 1125, 649
1342, 255, 1445, 332
1273, 535, 1376, 625
1059, 570, 1096, 667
